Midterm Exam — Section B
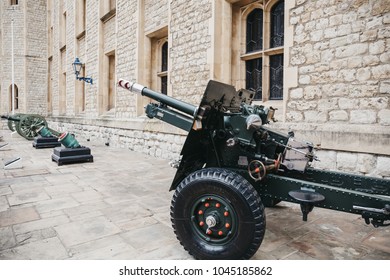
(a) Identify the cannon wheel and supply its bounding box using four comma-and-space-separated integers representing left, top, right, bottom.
7, 113, 22, 132
16, 114, 47, 140
171, 168, 265, 259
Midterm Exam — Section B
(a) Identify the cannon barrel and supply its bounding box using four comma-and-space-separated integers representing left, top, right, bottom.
1, 115, 20, 122
118, 79, 198, 117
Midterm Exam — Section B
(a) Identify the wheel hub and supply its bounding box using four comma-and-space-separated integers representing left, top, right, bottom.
191, 195, 237, 243
205, 214, 218, 228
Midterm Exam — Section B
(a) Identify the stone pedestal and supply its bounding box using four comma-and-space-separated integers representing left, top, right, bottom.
33, 136, 61, 149
51, 146, 93, 166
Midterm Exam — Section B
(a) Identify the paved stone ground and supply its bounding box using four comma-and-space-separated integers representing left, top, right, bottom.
0, 130, 389, 260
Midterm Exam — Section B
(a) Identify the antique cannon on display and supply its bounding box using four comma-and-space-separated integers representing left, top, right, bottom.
1, 114, 47, 140
1, 113, 92, 165
120, 79, 390, 260
34, 126, 93, 165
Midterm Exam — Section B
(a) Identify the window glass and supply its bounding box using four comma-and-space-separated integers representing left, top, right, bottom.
246, 58, 262, 100
246, 9, 263, 52
269, 54, 283, 100
270, 0, 284, 48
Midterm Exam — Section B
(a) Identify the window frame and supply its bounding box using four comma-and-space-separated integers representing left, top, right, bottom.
239, 0, 285, 102
156, 37, 169, 95
157, 39, 169, 95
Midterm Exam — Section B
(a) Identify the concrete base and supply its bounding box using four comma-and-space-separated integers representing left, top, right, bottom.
51, 146, 93, 166
33, 136, 61, 149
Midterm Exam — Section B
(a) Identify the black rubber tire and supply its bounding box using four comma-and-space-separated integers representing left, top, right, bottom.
171, 168, 266, 260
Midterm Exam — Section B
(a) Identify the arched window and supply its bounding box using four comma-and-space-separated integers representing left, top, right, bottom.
242, 0, 284, 101
10, 0, 18, 6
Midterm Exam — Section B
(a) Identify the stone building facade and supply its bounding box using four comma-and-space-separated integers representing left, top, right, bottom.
0, 0, 47, 114
0, 0, 389, 177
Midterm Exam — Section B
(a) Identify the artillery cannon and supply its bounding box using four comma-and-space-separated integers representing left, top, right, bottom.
35, 126, 93, 165
118, 79, 390, 260
1, 113, 92, 165
1, 114, 47, 140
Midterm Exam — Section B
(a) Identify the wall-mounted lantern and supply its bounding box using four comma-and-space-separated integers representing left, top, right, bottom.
72, 57, 93, 84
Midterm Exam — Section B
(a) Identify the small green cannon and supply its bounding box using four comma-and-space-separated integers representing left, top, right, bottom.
35, 125, 93, 165
34, 126, 84, 150
1, 114, 47, 140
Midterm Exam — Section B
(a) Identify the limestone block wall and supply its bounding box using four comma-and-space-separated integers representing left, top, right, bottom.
169, 0, 213, 105
25, 0, 47, 115
48, 119, 186, 161
284, 0, 390, 154
115, 0, 139, 119
288, 0, 390, 126
144, 0, 169, 34
1, 0, 389, 178
0, 2, 26, 114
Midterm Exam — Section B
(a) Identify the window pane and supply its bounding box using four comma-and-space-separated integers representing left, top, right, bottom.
161, 42, 168, 72
270, 0, 284, 48
246, 9, 263, 52
269, 54, 283, 100
246, 58, 262, 100
161, 76, 168, 95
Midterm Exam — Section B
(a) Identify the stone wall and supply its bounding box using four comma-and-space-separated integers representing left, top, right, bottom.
48, 119, 186, 161
288, 0, 390, 126
312, 149, 390, 179
170, 0, 213, 104
0, 0, 389, 178
25, 0, 47, 115
0, 2, 26, 114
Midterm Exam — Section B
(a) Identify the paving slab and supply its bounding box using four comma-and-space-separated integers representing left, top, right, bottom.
12, 215, 70, 235
0, 129, 389, 260
0, 237, 69, 260
0, 207, 40, 227
0, 185, 12, 196
34, 196, 80, 214
68, 235, 137, 260
8, 190, 50, 206
0, 196, 9, 212
120, 223, 178, 252
0, 227, 16, 250
16, 227, 57, 245
54, 216, 121, 247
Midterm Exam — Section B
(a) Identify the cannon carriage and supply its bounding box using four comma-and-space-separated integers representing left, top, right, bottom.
118, 79, 389, 260
1, 82, 387, 259
1, 113, 48, 140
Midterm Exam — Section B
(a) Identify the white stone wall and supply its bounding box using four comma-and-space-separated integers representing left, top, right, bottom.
116, 0, 138, 119
48, 119, 186, 160
312, 149, 390, 179
0, 0, 389, 178
25, 0, 47, 115
170, 0, 213, 104
144, 0, 168, 34
0, 2, 26, 114
288, 0, 390, 126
